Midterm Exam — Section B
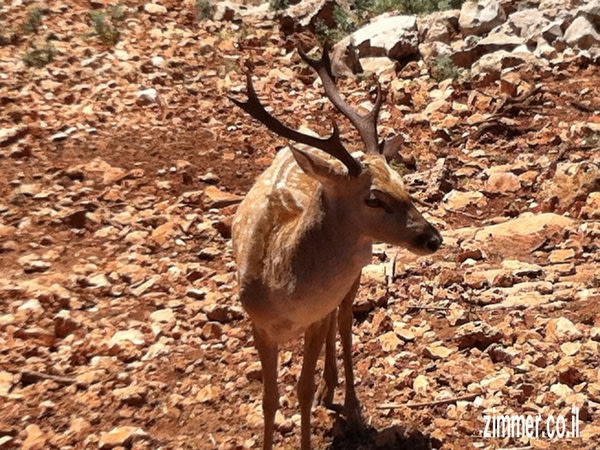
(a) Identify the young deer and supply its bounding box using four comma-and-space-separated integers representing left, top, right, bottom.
230, 45, 442, 450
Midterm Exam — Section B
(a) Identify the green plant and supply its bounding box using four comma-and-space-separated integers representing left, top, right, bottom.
196, 0, 215, 19
23, 6, 44, 34
315, 6, 357, 43
430, 54, 461, 82
22, 43, 55, 68
90, 10, 120, 46
269, 0, 288, 11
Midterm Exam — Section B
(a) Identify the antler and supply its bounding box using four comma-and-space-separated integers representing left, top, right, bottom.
229, 73, 362, 177
298, 43, 383, 155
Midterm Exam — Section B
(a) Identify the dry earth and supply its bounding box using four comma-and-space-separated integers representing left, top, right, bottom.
0, 2, 599, 450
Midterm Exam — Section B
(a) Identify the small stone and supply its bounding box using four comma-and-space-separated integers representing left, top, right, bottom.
550, 383, 573, 399
379, 331, 403, 352
204, 186, 243, 208
481, 372, 510, 391
62, 209, 87, 229
423, 343, 453, 360
204, 304, 243, 323
413, 374, 429, 395
136, 88, 158, 105
99, 426, 149, 449
0, 371, 15, 396
545, 317, 582, 343
112, 385, 147, 406
110, 329, 145, 347
560, 342, 581, 356
455, 321, 503, 350
548, 248, 576, 263
150, 308, 174, 323
484, 172, 521, 193
197, 384, 221, 403
22, 424, 46, 450
144, 3, 167, 15
151, 56, 167, 68
393, 323, 416, 342
54, 310, 79, 338
200, 322, 223, 340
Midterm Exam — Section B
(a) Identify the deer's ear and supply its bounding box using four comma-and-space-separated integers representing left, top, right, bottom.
289, 146, 348, 186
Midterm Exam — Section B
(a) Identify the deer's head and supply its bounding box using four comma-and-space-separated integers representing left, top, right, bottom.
230, 44, 442, 256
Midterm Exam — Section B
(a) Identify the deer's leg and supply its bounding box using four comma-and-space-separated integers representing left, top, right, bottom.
253, 326, 279, 450
338, 274, 365, 431
298, 317, 330, 450
316, 310, 338, 409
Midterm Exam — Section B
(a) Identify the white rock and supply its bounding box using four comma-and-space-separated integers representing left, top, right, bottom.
459, 0, 506, 36
144, 3, 167, 15
564, 16, 600, 49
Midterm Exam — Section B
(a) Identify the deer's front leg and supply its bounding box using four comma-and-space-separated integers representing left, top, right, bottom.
338, 274, 365, 432
253, 326, 279, 450
298, 317, 330, 450
316, 310, 338, 409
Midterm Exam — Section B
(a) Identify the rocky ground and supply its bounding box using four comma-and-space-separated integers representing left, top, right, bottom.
0, 1, 599, 450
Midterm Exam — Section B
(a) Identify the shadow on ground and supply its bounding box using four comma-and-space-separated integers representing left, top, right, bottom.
327, 420, 437, 450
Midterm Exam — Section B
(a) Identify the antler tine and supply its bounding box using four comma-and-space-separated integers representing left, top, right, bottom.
229, 72, 362, 176
298, 44, 383, 154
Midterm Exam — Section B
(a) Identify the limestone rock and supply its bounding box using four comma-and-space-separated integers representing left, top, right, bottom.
473, 212, 574, 241
99, 426, 149, 449
455, 321, 503, 350
541, 161, 600, 210
545, 317, 583, 343
144, 3, 167, 15
484, 172, 521, 193
417, 9, 460, 43
349, 15, 419, 60
564, 16, 600, 49
459, 0, 507, 36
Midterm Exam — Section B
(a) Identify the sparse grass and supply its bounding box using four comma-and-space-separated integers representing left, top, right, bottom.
89, 10, 120, 46
23, 6, 44, 34
22, 43, 55, 68
314, 0, 466, 43
196, 0, 215, 20
315, 5, 357, 44
430, 54, 462, 81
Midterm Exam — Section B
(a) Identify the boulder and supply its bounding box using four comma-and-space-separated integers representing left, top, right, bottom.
504, 8, 552, 45
459, 0, 507, 36
564, 16, 600, 49
350, 14, 418, 60
416, 9, 461, 43
471, 49, 545, 82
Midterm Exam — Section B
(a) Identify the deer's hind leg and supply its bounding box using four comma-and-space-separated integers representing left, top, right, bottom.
252, 325, 279, 450
338, 274, 365, 431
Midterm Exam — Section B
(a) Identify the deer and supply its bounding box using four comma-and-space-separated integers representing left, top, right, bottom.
229, 43, 443, 450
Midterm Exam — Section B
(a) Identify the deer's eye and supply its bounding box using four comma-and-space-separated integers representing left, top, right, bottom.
365, 197, 384, 208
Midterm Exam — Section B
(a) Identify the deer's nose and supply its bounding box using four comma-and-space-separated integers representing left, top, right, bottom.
425, 229, 443, 252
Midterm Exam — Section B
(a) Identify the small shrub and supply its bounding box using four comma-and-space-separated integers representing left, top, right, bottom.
23, 43, 55, 68
315, 6, 357, 43
269, 0, 288, 11
23, 6, 44, 34
90, 10, 120, 46
196, 0, 215, 19
430, 54, 461, 81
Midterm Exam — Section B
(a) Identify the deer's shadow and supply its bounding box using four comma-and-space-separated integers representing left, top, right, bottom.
325, 418, 436, 450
